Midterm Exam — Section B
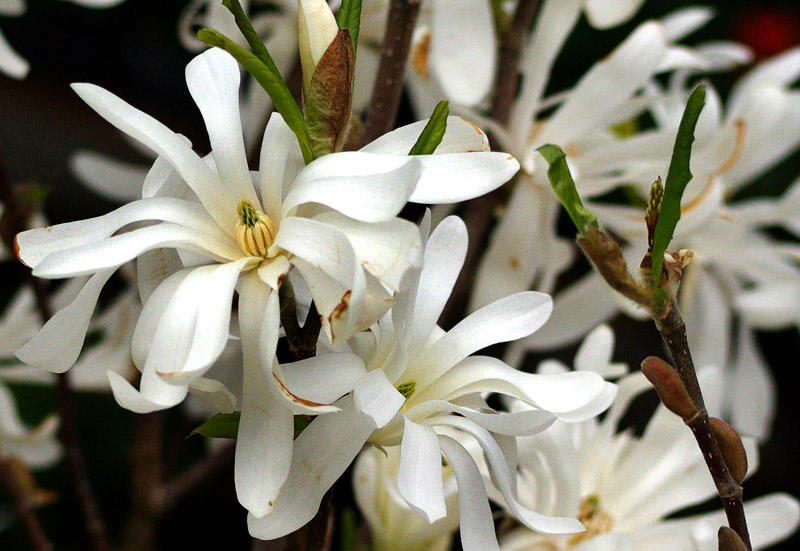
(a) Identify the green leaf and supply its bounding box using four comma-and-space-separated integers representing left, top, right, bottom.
337, 0, 363, 56
537, 144, 598, 237
190, 412, 312, 440
409, 101, 449, 156
651, 84, 706, 286
190, 411, 241, 439
197, 27, 314, 164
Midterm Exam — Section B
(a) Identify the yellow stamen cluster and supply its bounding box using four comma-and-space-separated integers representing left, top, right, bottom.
396, 380, 417, 400
568, 494, 614, 546
235, 200, 277, 258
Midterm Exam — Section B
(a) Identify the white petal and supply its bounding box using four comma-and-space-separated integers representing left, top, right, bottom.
236, 273, 292, 517
360, 116, 489, 155
188, 377, 237, 414
418, 292, 552, 383
31, 223, 242, 278
186, 49, 259, 208
728, 327, 776, 441
398, 418, 447, 523
259, 112, 304, 223
108, 370, 188, 414
414, 356, 607, 422
659, 7, 714, 41
406, 400, 555, 437
407, 216, 467, 355
583, 0, 644, 29
0, 29, 29, 79
274, 353, 366, 405
408, 153, 520, 204
312, 212, 422, 292
283, 153, 420, 222
247, 395, 377, 539
70, 83, 236, 230
69, 151, 148, 202
429, 0, 496, 106
539, 22, 667, 145
437, 435, 500, 551
16, 269, 115, 373
353, 369, 405, 429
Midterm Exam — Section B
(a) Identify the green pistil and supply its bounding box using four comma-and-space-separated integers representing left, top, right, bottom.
237, 199, 259, 228
396, 381, 417, 400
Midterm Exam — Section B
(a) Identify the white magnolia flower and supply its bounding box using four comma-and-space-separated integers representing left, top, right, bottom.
248, 215, 615, 548
498, 364, 800, 551
14, 47, 517, 516
0, 381, 61, 468
0, 0, 126, 79
353, 445, 459, 551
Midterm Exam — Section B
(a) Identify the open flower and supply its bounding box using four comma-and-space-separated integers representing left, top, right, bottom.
248, 215, 615, 548
14, 46, 517, 516
498, 362, 800, 551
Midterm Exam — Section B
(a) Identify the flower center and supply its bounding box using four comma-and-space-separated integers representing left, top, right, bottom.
235, 200, 277, 258
568, 494, 614, 546
396, 380, 417, 400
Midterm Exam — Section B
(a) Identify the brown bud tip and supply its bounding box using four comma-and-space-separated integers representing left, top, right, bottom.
641, 356, 698, 420
718, 527, 748, 551
710, 417, 748, 484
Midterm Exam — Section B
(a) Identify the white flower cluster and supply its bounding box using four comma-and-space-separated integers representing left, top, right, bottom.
2, 0, 800, 549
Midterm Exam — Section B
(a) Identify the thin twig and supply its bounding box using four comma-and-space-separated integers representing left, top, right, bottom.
0, 147, 112, 551
360, 0, 422, 146
654, 304, 751, 549
0, 458, 54, 551
121, 412, 167, 551
158, 443, 235, 512
441, 0, 541, 328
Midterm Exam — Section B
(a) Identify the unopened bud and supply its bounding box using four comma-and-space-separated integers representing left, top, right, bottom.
710, 417, 748, 485
718, 527, 748, 551
298, 0, 339, 95
641, 356, 698, 420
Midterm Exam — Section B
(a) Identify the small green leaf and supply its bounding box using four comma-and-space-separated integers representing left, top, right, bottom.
409, 101, 449, 156
537, 144, 598, 237
651, 84, 706, 286
191, 412, 312, 440
190, 411, 241, 439
197, 27, 314, 164
337, 0, 363, 57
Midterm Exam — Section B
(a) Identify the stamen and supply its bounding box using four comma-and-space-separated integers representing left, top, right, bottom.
235, 200, 277, 258
568, 494, 614, 545
396, 380, 417, 400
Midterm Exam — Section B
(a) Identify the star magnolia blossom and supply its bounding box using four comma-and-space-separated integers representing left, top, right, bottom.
14, 47, 518, 515
248, 215, 616, 548
498, 359, 800, 551
467, 7, 750, 316
0, 0, 126, 79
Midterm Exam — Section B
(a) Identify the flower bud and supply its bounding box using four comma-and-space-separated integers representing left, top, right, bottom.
641, 356, 698, 421
297, 0, 339, 95
710, 417, 748, 485
718, 527, 748, 551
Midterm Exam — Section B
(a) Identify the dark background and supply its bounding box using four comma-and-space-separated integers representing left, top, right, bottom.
1, 0, 799, 549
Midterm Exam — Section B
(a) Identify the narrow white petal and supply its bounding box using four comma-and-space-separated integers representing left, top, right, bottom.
186, 49, 259, 208
408, 153, 519, 204
283, 153, 420, 222
0, 29, 29, 79
406, 400, 555, 437
398, 418, 447, 523
32, 223, 242, 278
188, 377, 237, 414
247, 396, 377, 539
236, 273, 292, 517
70, 83, 236, 229
16, 269, 115, 373
108, 370, 188, 414
584, 0, 645, 29
259, 112, 304, 223
360, 116, 489, 155
437, 435, 500, 551
274, 353, 366, 406
418, 292, 552, 381
70, 151, 148, 202
353, 369, 405, 429
429, 0, 496, 106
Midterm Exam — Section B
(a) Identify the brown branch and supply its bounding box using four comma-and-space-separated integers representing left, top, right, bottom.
440, 0, 541, 328
0, 148, 112, 551
0, 458, 54, 551
158, 443, 234, 512
360, 0, 422, 146
654, 305, 751, 549
279, 280, 321, 361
